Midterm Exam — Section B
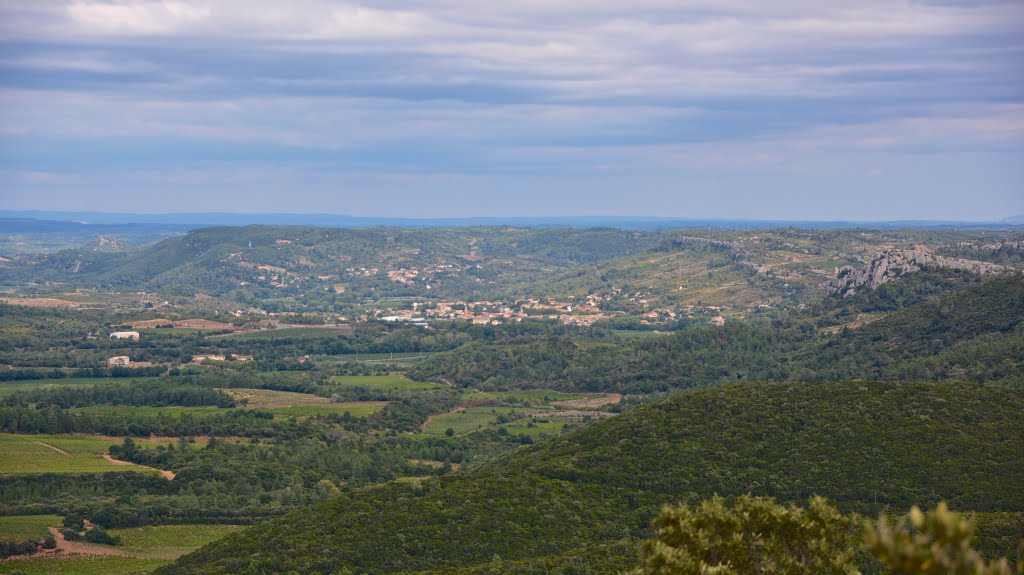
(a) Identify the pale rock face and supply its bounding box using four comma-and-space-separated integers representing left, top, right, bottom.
825, 249, 1012, 297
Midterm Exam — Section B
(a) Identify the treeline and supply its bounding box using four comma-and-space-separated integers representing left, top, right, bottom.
0, 365, 166, 381
2, 380, 236, 409
0, 405, 301, 437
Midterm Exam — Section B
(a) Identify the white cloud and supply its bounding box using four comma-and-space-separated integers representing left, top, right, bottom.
66, 1, 211, 35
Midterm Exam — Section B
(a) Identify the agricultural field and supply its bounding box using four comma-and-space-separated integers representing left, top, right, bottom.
222, 387, 343, 408
69, 405, 231, 419
209, 388, 389, 415
420, 406, 537, 436
0, 377, 161, 397
321, 351, 441, 363
269, 402, 386, 418
611, 329, 671, 340
0, 555, 167, 575
109, 524, 246, 559
329, 374, 445, 391
0, 434, 160, 476
0, 514, 60, 541
218, 326, 352, 340
499, 418, 573, 438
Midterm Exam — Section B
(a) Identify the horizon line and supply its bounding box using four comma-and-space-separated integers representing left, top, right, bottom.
3, 209, 1022, 226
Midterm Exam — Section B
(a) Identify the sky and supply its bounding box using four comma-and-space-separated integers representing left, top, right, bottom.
0, 1, 1022, 221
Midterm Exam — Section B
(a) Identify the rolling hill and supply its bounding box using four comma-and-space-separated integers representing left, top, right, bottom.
407, 274, 1024, 392
6, 225, 1021, 316
158, 380, 1024, 574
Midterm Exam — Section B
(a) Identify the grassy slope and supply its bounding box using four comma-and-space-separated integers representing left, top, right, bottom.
160, 380, 1024, 575
0, 434, 159, 475
0, 514, 60, 540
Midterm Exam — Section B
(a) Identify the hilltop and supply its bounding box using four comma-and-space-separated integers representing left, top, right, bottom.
6, 225, 1023, 322
159, 380, 1024, 575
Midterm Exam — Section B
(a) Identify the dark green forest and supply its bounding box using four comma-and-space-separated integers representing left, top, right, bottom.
160, 380, 1024, 575
408, 274, 1024, 391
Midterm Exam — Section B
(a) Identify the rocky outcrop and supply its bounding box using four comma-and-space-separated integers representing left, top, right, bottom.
668, 236, 750, 259
825, 249, 1012, 297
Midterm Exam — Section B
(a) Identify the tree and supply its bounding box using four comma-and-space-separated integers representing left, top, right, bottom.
864, 502, 1021, 575
631, 495, 860, 575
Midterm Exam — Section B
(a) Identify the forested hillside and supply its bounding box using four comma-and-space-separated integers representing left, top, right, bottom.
6, 226, 659, 298
6, 224, 1020, 316
160, 380, 1024, 575
408, 274, 1024, 391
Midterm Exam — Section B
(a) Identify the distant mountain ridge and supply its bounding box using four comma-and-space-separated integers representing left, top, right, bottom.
4, 210, 1023, 230
6, 224, 1023, 317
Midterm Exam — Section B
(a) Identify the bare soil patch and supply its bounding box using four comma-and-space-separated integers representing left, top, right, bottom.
130, 318, 175, 329
102, 454, 175, 480
0, 297, 96, 308
47, 526, 131, 557
552, 393, 622, 410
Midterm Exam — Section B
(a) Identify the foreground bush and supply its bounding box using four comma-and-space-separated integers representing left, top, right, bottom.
631, 495, 860, 575
866, 502, 1020, 575
633, 498, 1022, 575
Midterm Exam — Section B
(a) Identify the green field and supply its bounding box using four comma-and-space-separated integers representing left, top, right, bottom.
109, 524, 246, 559
463, 390, 587, 404
73, 400, 384, 420
500, 418, 573, 437
219, 327, 353, 340
329, 374, 445, 391
146, 327, 221, 336
321, 351, 440, 363
0, 434, 158, 476
0, 515, 60, 541
269, 402, 386, 418
420, 406, 537, 436
611, 329, 671, 340
71, 405, 230, 418
0, 377, 161, 397
0, 555, 167, 574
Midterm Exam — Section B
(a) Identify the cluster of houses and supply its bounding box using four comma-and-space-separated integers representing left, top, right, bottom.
191, 353, 253, 364
104, 330, 253, 367
368, 297, 616, 326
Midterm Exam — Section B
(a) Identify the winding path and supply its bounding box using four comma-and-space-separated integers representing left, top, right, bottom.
32, 441, 69, 455
101, 454, 176, 480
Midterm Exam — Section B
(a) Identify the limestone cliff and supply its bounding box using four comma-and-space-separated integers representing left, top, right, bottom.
825, 248, 1012, 296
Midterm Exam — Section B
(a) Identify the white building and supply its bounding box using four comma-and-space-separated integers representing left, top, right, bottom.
108, 356, 131, 367
110, 331, 140, 341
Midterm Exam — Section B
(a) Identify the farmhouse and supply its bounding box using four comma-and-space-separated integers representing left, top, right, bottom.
108, 356, 131, 367
192, 354, 226, 364
110, 331, 140, 341
230, 354, 254, 361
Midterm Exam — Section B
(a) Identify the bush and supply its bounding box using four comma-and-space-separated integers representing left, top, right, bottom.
865, 503, 1022, 575
63, 513, 85, 531
84, 526, 121, 546
0, 539, 38, 559
631, 495, 860, 575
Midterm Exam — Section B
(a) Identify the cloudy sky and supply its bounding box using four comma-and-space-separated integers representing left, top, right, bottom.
0, 1, 1022, 220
